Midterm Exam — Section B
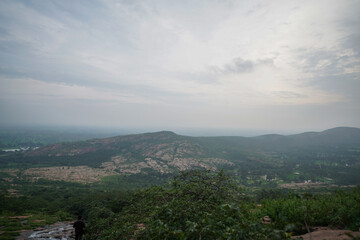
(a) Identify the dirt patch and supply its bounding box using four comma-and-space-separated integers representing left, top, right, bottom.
292, 227, 360, 240
280, 182, 336, 189
8, 188, 21, 196
23, 166, 117, 183
33, 220, 44, 223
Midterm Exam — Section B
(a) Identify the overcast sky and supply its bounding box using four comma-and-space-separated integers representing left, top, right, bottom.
0, 0, 359, 134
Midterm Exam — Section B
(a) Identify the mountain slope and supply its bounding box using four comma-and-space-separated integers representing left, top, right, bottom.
25, 127, 360, 157
1, 127, 360, 185
249, 127, 360, 151
25, 130, 233, 173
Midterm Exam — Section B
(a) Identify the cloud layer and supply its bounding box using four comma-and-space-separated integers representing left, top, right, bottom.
0, 0, 359, 131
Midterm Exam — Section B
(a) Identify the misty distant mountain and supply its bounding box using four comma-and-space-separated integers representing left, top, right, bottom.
22, 126, 360, 162
250, 127, 360, 150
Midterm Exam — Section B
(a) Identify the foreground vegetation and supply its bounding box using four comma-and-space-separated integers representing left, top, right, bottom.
2, 170, 359, 239
84, 170, 360, 239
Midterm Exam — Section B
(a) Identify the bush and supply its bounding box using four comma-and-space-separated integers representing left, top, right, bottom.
86, 170, 289, 239
261, 187, 360, 233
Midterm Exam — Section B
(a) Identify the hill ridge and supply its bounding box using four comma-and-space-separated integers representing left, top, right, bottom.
2, 126, 359, 185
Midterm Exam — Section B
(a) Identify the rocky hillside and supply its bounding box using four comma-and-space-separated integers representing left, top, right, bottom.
25, 131, 233, 174
2, 127, 360, 185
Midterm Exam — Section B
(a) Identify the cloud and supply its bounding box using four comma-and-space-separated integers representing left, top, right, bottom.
273, 91, 306, 99
0, 0, 359, 129
211, 57, 274, 74
0, 77, 163, 105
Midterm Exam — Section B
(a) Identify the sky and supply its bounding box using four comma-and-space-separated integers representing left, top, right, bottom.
0, 0, 359, 134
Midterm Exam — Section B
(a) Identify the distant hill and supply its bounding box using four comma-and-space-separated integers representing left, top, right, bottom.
1, 127, 360, 185
251, 127, 360, 150
23, 130, 234, 174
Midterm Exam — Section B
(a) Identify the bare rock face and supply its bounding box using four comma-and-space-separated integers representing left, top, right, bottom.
17, 222, 75, 240
291, 227, 360, 240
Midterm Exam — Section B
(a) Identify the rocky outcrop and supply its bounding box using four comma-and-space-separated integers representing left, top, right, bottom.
17, 221, 75, 240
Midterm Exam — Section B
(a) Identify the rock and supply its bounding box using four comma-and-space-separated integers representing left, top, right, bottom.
291, 228, 360, 240
260, 216, 271, 224
17, 221, 76, 240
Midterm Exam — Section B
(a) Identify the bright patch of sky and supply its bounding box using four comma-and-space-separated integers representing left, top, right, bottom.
0, 0, 359, 133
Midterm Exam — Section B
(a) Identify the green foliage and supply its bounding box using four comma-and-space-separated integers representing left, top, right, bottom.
261, 187, 360, 234
0, 169, 359, 239
0, 213, 58, 240
0, 177, 132, 239
98, 172, 171, 191
140, 203, 286, 240
85, 171, 360, 239
85, 170, 288, 240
